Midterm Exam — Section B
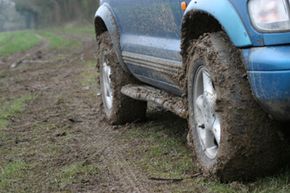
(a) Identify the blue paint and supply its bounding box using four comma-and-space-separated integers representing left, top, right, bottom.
247, 70, 290, 120
96, 0, 290, 119
97, 0, 184, 94
103, 0, 183, 61
243, 46, 290, 120
95, 4, 128, 72
185, 0, 252, 47
243, 46, 290, 71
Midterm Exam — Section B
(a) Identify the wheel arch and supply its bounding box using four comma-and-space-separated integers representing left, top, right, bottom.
181, 0, 252, 58
181, 11, 222, 58
95, 4, 128, 72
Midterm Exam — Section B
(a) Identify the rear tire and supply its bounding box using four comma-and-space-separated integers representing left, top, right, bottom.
97, 32, 147, 125
186, 32, 289, 181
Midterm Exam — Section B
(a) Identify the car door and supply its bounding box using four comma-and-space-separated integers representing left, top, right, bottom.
108, 0, 184, 94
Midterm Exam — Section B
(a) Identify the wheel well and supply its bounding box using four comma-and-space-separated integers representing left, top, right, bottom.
94, 16, 108, 37
181, 11, 222, 58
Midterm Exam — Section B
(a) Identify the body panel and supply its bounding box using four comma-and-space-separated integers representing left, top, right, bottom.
95, 4, 128, 72
184, 0, 252, 47
243, 46, 290, 120
100, 0, 184, 94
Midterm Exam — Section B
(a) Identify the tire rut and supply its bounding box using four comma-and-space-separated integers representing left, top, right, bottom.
88, 122, 151, 193
8, 35, 49, 68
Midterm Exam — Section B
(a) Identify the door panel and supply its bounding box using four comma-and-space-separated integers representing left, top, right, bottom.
106, 0, 184, 94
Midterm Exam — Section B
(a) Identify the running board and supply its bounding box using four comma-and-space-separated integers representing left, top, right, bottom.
121, 84, 188, 119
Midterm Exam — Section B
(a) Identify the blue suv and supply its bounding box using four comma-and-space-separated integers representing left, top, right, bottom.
94, 0, 290, 181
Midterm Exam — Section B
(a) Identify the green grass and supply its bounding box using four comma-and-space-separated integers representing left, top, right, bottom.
121, 113, 195, 179
38, 31, 79, 49
0, 31, 40, 57
55, 162, 99, 189
0, 25, 91, 57
0, 161, 30, 192
0, 95, 34, 129
62, 24, 95, 35
249, 171, 290, 193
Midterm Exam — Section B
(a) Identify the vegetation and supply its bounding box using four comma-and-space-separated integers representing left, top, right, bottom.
0, 161, 30, 192
13, 0, 99, 27
121, 115, 195, 179
0, 95, 34, 128
0, 0, 98, 31
0, 24, 93, 57
55, 162, 99, 189
0, 31, 40, 57
39, 31, 78, 49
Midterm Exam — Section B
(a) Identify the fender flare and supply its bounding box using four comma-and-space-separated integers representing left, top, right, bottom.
95, 4, 127, 72
183, 0, 252, 47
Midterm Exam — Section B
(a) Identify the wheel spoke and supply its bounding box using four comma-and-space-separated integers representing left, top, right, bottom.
193, 67, 221, 159
196, 95, 204, 111
202, 71, 215, 96
205, 146, 218, 158
199, 129, 207, 150
204, 129, 215, 147
212, 116, 221, 145
102, 61, 113, 110
202, 71, 217, 108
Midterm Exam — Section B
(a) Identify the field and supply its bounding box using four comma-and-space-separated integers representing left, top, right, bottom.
0, 25, 289, 193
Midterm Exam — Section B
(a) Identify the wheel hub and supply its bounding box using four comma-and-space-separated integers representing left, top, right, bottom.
194, 67, 221, 159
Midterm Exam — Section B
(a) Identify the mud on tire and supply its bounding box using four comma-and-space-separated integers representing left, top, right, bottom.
97, 32, 147, 125
186, 32, 289, 181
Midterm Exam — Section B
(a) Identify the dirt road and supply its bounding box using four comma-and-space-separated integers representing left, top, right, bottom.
0, 31, 198, 193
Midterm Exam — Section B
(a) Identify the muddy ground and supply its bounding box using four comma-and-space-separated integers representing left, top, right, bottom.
0, 29, 289, 193
0, 31, 195, 193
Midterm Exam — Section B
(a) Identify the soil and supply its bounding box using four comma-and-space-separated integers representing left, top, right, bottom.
0, 32, 195, 193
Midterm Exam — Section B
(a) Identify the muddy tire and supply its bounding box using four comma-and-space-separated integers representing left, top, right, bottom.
97, 32, 147, 125
187, 32, 289, 181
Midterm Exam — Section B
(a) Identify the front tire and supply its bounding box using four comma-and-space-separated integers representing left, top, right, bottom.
97, 32, 147, 125
187, 32, 289, 181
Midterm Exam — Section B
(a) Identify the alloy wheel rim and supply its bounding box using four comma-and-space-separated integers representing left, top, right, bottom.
193, 66, 221, 159
102, 60, 113, 110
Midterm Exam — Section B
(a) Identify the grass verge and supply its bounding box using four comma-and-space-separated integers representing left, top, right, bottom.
0, 31, 40, 57
62, 24, 95, 35
38, 31, 79, 49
